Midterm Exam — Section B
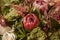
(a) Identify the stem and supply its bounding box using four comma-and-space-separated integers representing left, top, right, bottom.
44, 11, 50, 28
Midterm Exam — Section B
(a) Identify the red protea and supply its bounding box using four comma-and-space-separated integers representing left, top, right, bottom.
23, 13, 39, 30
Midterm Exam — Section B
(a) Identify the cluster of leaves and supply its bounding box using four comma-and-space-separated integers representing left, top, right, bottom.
27, 27, 47, 40
50, 29, 60, 40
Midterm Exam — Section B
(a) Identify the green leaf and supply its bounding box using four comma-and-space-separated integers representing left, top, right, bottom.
0, 35, 2, 40
50, 17, 60, 30
4, 8, 19, 21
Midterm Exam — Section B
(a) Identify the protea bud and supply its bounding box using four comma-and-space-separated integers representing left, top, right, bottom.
23, 13, 39, 30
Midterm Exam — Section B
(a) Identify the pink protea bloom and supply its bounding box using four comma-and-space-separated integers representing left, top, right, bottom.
49, 2, 60, 21
23, 13, 39, 30
33, 0, 48, 12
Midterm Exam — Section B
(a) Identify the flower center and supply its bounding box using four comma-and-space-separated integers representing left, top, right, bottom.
29, 17, 34, 22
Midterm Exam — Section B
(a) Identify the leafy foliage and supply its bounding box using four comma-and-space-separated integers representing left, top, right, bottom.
27, 27, 47, 40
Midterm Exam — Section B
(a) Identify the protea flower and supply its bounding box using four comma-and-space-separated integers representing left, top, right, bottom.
0, 16, 16, 40
49, 2, 60, 21
2, 30, 16, 40
23, 13, 39, 30
0, 16, 11, 35
33, 0, 48, 12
